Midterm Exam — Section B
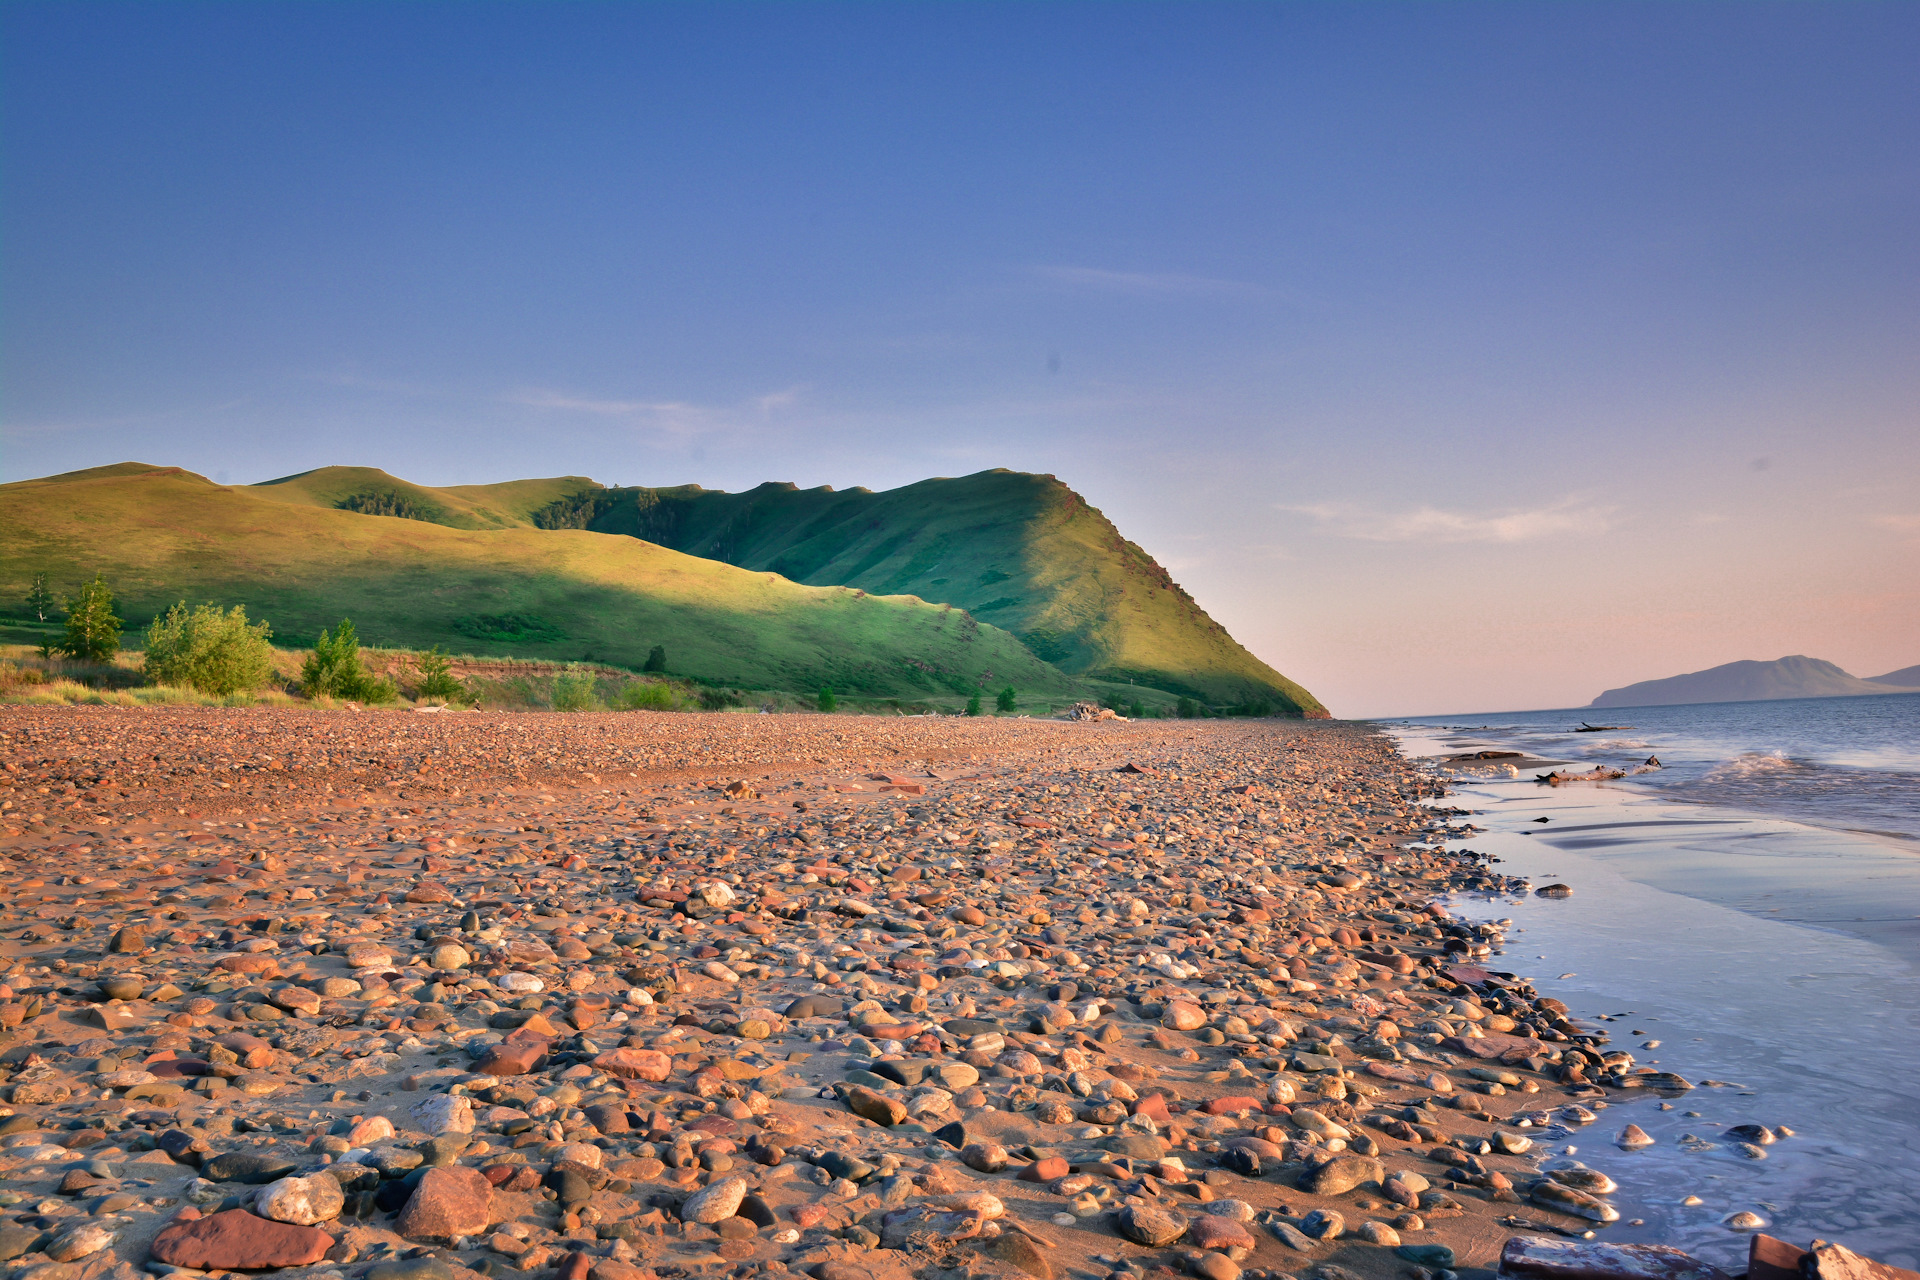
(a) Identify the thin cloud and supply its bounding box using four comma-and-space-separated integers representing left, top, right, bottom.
507, 385, 803, 440
1280, 497, 1617, 544
1873, 513, 1920, 538
1029, 265, 1267, 299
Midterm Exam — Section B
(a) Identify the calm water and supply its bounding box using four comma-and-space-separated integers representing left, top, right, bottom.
1370, 710, 1920, 1266
1384, 691, 1920, 840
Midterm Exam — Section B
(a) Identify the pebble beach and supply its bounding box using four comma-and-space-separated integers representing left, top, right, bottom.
0, 709, 1788, 1280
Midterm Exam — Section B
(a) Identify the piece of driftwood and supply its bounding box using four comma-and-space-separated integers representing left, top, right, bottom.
1574, 722, 1633, 731
1536, 767, 1626, 784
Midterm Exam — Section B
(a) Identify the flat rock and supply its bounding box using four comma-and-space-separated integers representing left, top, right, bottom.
149, 1209, 334, 1269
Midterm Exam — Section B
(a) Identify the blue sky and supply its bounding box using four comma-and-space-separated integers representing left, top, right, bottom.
5, 2, 1916, 715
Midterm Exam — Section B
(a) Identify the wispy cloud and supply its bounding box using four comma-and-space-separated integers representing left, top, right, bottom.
506, 385, 804, 439
1280, 497, 1617, 544
1029, 265, 1267, 299
1873, 513, 1920, 539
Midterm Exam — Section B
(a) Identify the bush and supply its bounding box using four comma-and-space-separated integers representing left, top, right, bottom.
56, 573, 121, 662
996, 686, 1017, 714
643, 645, 667, 673
143, 602, 275, 695
300, 619, 394, 702
697, 687, 743, 711
551, 670, 597, 711
1129, 700, 1144, 719
617, 681, 674, 711
817, 686, 837, 713
1177, 697, 1200, 719
965, 693, 982, 716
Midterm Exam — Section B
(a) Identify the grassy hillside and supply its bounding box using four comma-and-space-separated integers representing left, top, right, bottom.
550, 470, 1325, 714
251, 465, 593, 530
0, 464, 1081, 703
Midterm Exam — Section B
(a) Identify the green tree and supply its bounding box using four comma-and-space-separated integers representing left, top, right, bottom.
1128, 700, 1144, 719
965, 692, 982, 716
143, 602, 275, 695
817, 686, 837, 713
642, 645, 667, 673
25, 573, 55, 623
412, 646, 466, 703
996, 686, 1017, 713
1177, 697, 1200, 719
300, 619, 394, 702
56, 573, 121, 661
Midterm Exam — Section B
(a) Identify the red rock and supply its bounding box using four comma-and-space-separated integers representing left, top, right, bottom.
1131, 1093, 1172, 1124
1186, 1216, 1255, 1251
1747, 1237, 1806, 1280
149, 1209, 334, 1269
1019, 1156, 1070, 1181
790, 1203, 831, 1228
1203, 1095, 1261, 1116
396, 1166, 493, 1242
593, 1048, 670, 1081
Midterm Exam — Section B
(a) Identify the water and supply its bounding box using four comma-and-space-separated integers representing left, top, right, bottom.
1376, 721, 1920, 1267
1384, 690, 1920, 841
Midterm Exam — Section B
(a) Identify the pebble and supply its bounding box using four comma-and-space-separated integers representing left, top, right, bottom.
0, 710, 1734, 1280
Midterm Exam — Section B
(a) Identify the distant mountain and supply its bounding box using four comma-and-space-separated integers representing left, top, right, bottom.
1866, 664, 1920, 689
1591, 655, 1920, 708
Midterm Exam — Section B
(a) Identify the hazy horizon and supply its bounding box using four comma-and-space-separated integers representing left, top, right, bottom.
6, 4, 1916, 718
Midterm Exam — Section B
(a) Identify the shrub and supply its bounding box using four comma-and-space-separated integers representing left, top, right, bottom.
698, 687, 743, 711
1177, 697, 1200, 719
996, 686, 1017, 714
143, 602, 275, 695
56, 573, 121, 662
300, 619, 394, 702
965, 693, 982, 716
643, 645, 667, 673
551, 670, 597, 711
817, 686, 837, 713
1129, 700, 1144, 719
411, 646, 467, 703
617, 681, 674, 711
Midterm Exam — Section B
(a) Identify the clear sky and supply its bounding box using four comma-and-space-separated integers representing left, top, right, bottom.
4, 2, 1916, 717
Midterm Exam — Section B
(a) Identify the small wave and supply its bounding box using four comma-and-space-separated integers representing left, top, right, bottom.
1703, 750, 1813, 782
1586, 738, 1652, 751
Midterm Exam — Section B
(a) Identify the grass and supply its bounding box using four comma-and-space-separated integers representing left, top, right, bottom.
554, 469, 1327, 714
1, 464, 1083, 705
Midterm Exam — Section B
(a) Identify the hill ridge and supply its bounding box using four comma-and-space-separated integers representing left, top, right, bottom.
1591, 654, 1920, 708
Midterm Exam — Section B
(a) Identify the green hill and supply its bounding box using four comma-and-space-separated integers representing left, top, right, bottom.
0, 464, 1080, 703
541, 470, 1325, 715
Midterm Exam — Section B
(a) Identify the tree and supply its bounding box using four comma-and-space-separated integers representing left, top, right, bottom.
143, 602, 275, 695
996, 686, 1017, 714
1128, 700, 1144, 719
300, 618, 393, 702
25, 573, 55, 624
412, 646, 466, 702
1177, 697, 1200, 719
817, 686, 837, 713
965, 693, 982, 716
56, 573, 121, 661
643, 645, 667, 673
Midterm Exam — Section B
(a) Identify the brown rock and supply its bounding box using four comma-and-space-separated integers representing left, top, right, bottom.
1185, 1215, 1255, 1251
395, 1166, 493, 1242
844, 1084, 906, 1126
149, 1209, 334, 1269
1115, 1205, 1187, 1246
593, 1048, 670, 1081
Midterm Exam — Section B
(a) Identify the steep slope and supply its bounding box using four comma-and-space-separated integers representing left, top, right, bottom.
1591, 655, 1918, 708
1, 464, 1077, 701
543, 469, 1325, 714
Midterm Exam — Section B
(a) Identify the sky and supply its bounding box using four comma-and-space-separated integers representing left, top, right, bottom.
4, 2, 1916, 718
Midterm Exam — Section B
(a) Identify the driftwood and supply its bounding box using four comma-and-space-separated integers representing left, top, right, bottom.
1536, 766, 1627, 785
1574, 722, 1633, 732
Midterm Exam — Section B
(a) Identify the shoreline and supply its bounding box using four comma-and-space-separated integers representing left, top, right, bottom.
1382, 724, 1920, 1266
0, 706, 1900, 1280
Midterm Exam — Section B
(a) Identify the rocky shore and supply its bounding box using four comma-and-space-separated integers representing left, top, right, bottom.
0, 709, 1868, 1280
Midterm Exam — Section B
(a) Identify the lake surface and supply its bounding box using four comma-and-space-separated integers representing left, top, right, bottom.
1386, 690, 1920, 841
1376, 720, 1920, 1269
